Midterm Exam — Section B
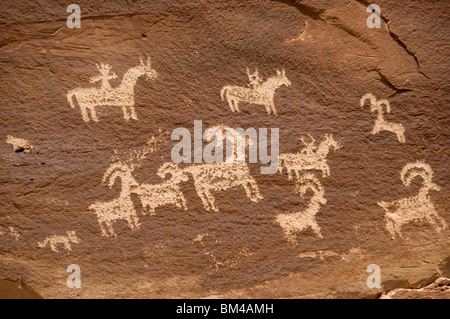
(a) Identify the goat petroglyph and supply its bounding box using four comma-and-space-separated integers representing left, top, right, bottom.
378, 161, 447, 239
89, 162, 140, 237
38, 230, 79, 252
276, 173, 327, 242
130, 162, 188, 215
5, 135, 32, 152
221, 68, 291, 116
278, 133, 341, 179
67, 57, 158, 122
360, 93, 406, 143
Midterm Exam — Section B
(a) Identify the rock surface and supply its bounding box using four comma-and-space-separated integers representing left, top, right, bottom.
0, 0, 449, 298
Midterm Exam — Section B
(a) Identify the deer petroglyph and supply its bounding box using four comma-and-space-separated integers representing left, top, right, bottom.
278, 133, 341, 179
378, 161, 447, 239
221, 68, 291, 116
276, 173, 327, 242
360, 93, 406, 143
67, 57, 158, 122
38, 230, 79, 252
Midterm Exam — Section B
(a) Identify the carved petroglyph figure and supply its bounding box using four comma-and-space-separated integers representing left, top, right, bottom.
246, 67, 263, 89
278, 133, 341, 179
360, 93, 405, 143
221, 68, 291, 116
67, 57, 158, 122
183, 163, 263, 212
38, 230, 79, 252
89, 163, 140, 237
90, 63, 117, 91
130, 162, 188, 215
378, 161, 447, 239
276, 173, 327, 242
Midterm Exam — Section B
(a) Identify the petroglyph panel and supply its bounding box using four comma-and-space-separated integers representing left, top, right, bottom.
1, 0, 449, 299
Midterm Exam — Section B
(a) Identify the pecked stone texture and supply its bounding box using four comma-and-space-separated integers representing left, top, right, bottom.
0, 0, 449, 298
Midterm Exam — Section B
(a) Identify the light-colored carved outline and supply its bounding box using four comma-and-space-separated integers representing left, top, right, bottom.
378, 161, 447, 239
67, 57, 158, 122
38, 230, 79, 252
278, 133, 341, 179
221, 68, 291, 116
360, 93, 406, 143
276, 173, 327, 242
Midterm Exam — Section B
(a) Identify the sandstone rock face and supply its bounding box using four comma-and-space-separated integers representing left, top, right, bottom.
0, 0, 448, 298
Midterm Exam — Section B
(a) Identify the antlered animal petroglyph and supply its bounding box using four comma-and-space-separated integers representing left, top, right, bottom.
67, 57, 158, 122
378, 161, 447, 239
276, 173, 327, 242
38, 230, 79, 252
360, 93, 405, 143
221, 68, 291, 116
89, 163, 140, 237
183, 163, 263, 212
278, 133, 341, 179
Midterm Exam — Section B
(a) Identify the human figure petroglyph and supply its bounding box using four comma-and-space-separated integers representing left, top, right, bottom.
67, 57, 158, 122
221, 68, 291, 116
89, 63, 117, 92
278, 133, 341, 179
378, 161, 447, 239
182, 163, 263, 213
246, 67, 263, 89
89, 163, 140, 237
38, 230, 79, 252
276, 173, 327, 242
360, 93, 406, 143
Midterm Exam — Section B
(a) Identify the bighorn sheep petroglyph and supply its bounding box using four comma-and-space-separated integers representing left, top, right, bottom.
360, 93, 405, 143
130, 162, 188, 215
88, 163, 140, 237
378, 161, 447, 239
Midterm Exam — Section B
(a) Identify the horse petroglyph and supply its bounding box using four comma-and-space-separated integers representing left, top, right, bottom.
360, 93, 406, 143
378, 161, 447, 239
67, 57, 158, 122
278, 133, 341, 179
221, 68, 291, 116
182, 162, 263, 213
276, 173, 327, 242
38, 230, 79, 252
